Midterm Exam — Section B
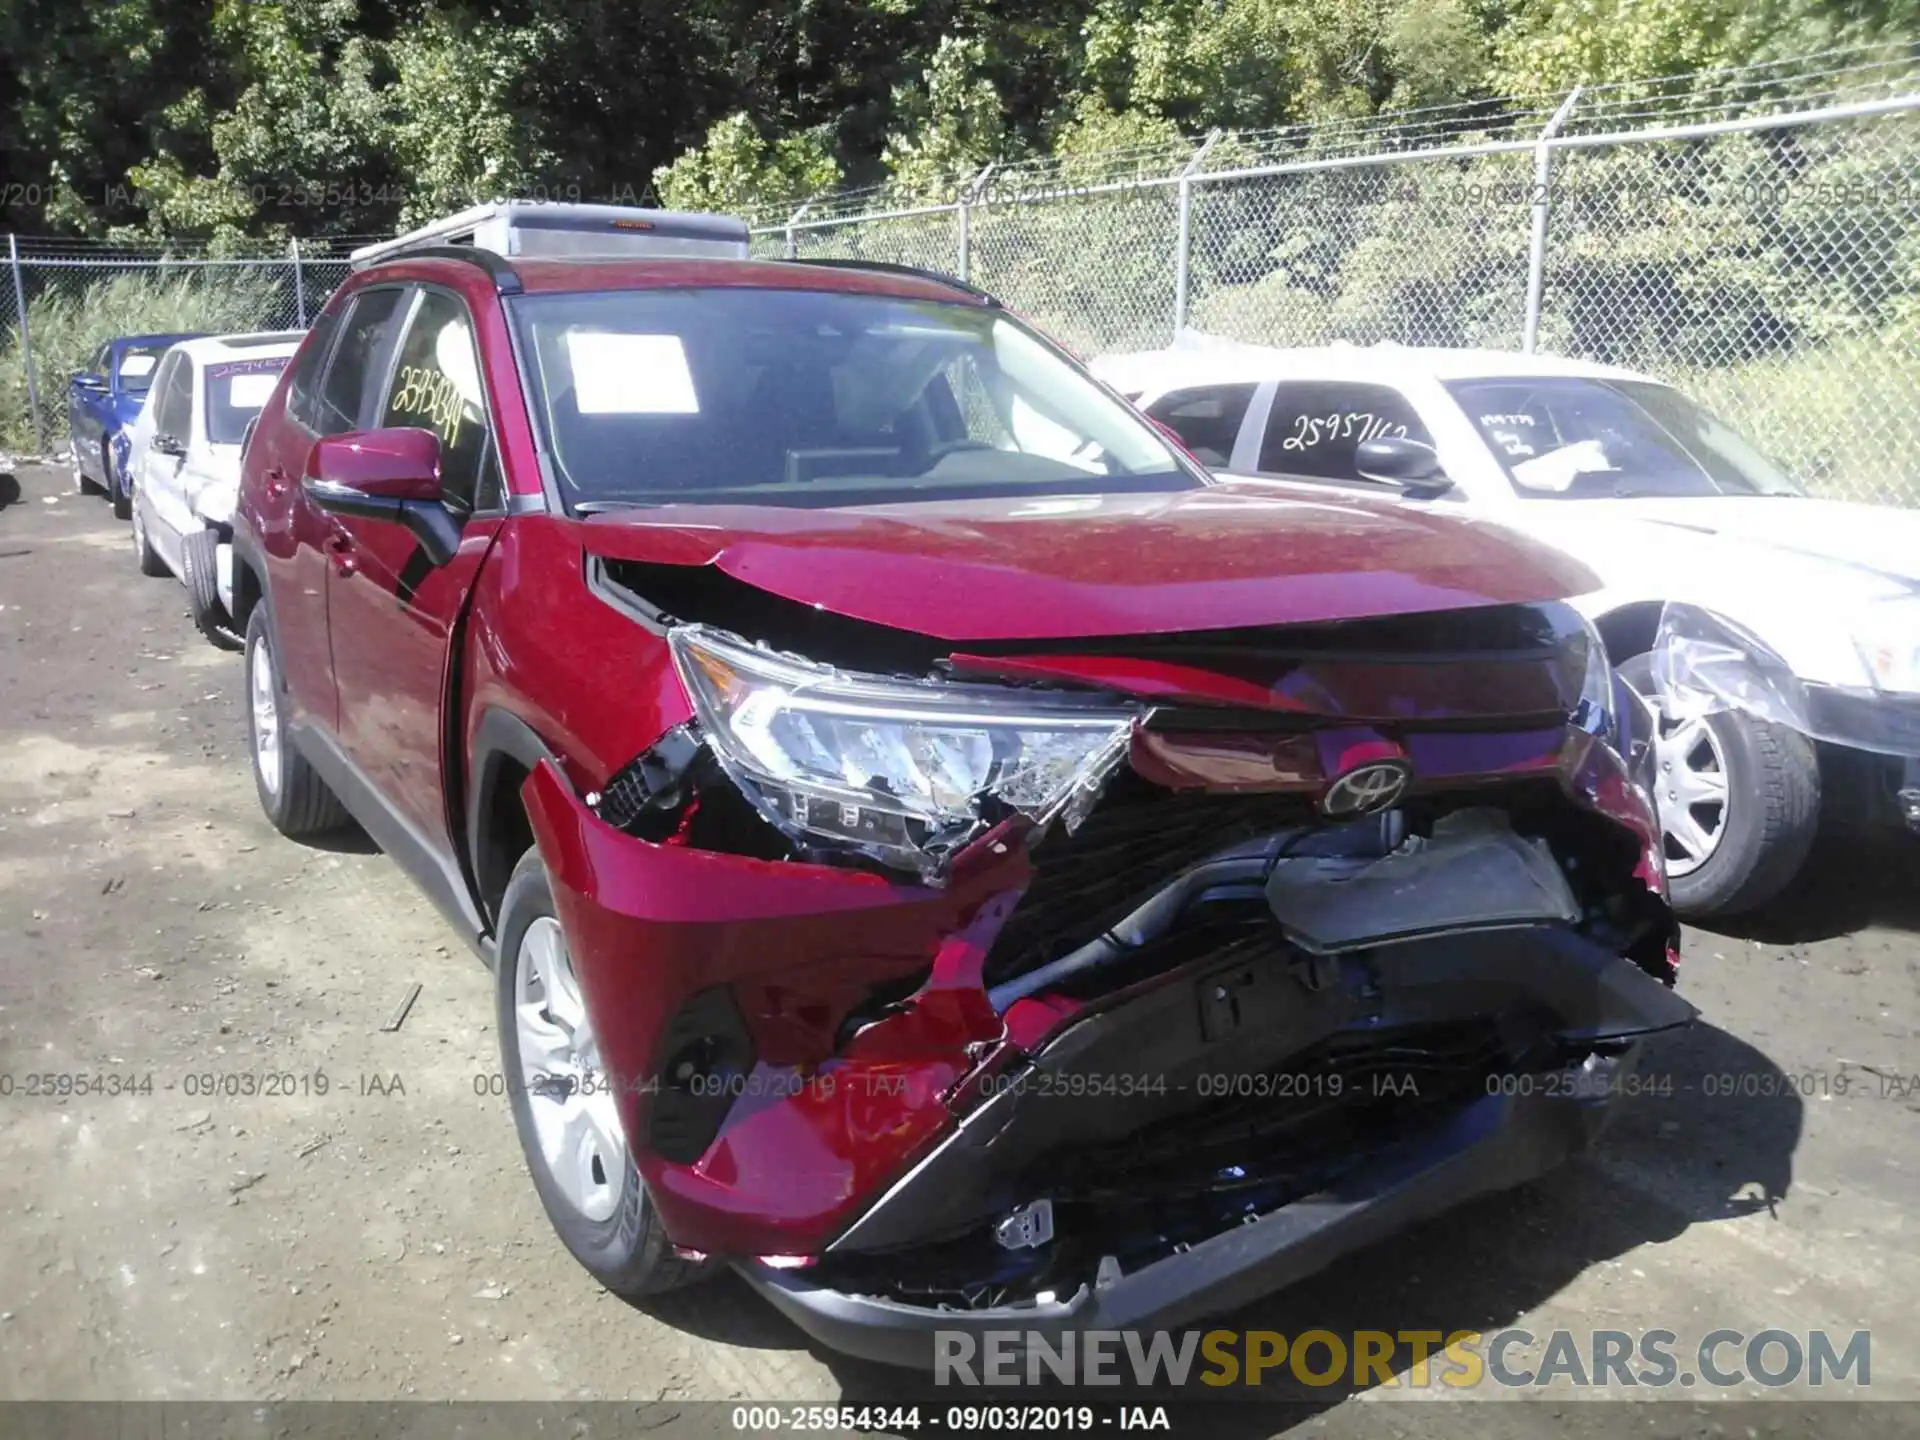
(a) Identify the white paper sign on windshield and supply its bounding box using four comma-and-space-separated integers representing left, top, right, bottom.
119, 354, 157, 378
226, 372, 281, 409
564, 332, 700, 414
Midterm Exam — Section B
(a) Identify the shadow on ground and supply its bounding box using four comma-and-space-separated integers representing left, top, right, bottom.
1707, 833, 1920, 944
637, 1019, 1802, 1426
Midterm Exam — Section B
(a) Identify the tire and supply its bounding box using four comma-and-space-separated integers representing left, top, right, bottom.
244, 606, 351, 838
183, 529, 242, 651
496, 848, 704, 1299
74, 447, 104, 497
1620, 652, 1820, 918
131, 484, 169, 577
108, 447, 131, 521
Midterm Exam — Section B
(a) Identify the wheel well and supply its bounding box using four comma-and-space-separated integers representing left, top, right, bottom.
231, 558, 263, 631
477, 759, 534, 926
1592, 602, 1664, 666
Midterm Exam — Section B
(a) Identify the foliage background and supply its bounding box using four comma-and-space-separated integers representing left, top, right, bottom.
2, 0, 1916, 237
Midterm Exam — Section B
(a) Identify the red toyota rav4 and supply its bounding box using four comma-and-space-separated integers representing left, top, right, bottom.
233, 206, 1691, 1367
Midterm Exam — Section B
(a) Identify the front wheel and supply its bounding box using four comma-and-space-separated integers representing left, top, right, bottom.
496, 849, 704, 1299
1619, 652, 1820, 918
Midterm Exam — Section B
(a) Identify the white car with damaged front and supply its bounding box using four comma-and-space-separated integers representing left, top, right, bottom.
1093, 336, 1920, 920
127, 332, 303, 649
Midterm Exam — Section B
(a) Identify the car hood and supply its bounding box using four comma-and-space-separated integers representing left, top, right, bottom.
573, 484, 1597, 641
1608, 496, 1920, 585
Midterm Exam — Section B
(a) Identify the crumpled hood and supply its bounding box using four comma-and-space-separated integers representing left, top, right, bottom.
572, 485, 1598, 641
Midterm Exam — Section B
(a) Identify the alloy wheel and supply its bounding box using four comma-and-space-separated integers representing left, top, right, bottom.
249, 636, 282, 799
514, 916, 627, 1223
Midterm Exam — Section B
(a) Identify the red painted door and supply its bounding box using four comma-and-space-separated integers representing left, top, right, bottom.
324, 286, 507, 851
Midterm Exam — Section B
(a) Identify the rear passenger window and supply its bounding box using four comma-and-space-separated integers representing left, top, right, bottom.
315, 288, 407, 436
378, 290, 492, 513
282, 303, 345, 433
1258, 382, 1432, 481
1145, 384, 1258, 467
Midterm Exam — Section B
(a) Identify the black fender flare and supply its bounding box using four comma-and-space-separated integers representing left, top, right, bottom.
229, 527, 273, 640
466, 706, 566, 926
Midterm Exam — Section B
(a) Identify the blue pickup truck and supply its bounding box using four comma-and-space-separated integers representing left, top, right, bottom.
69, 333, 203, 517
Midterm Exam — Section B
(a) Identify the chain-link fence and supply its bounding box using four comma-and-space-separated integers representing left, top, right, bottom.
6, 51, 1917, 501
755, 48, 1920, 506
0, 240, 357, 455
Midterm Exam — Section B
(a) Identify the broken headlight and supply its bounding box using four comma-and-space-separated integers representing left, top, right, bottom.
669, 626, 1138, 879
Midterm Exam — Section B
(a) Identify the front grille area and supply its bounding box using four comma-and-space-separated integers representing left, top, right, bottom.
985, 770, 1313, 985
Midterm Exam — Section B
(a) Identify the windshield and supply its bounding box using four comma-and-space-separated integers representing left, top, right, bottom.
1446, 377, 1803, 500
509, 287, 1191, 509
115, 344, 170, 394
204, 357, 290, 444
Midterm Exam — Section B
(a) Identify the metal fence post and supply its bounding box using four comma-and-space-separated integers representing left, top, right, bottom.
784, 203, 811, 260
1523, 87, 1582, 354
956, 165, 996, 282
1174, 131, 1222, 338
290, 237, 307, 327
7, 234, 45, 455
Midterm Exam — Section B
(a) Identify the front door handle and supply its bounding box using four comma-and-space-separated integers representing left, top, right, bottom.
263, 465, 289, 500
324, 533, 357, 577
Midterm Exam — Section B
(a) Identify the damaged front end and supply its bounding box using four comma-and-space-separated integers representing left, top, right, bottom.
522, 591, 1689, 1367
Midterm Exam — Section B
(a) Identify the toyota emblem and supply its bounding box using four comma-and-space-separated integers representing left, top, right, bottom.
1320, 760, 1412, 818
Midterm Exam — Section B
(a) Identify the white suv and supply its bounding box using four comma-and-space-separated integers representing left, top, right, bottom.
128, 331, 304, 649
1095, 336, 1920, 918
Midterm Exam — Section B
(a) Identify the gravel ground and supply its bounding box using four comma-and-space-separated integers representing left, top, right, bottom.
1, 460, 1917, 1435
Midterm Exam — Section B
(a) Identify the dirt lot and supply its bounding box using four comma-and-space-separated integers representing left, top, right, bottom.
1, 459, 1918, 1433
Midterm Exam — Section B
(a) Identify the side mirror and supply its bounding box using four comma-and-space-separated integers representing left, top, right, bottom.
152, 433, 187, 459
303, 427, 462, 566
1354, 436, 1453, 497
73, 372, 107, 390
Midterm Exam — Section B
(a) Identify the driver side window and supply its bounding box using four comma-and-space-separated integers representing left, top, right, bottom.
377, 290, 496, 513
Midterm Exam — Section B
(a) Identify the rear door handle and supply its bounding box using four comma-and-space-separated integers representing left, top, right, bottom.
324, 532, 357, 576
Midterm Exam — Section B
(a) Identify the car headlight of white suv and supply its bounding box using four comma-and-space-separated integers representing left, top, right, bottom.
1852, 594, 1920, 697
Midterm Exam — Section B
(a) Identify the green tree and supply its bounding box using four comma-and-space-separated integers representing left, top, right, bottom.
652, 113, 841, 216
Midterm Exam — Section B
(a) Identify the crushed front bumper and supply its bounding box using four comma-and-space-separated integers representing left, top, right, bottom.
739, 1066, 1634, 1370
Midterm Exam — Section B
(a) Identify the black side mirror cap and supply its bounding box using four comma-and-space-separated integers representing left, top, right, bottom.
1355, 436, 1453, 497
152, 433, 186, 458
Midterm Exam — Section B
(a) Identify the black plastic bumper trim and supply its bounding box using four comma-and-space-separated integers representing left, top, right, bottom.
737, 1079, 1627, 1369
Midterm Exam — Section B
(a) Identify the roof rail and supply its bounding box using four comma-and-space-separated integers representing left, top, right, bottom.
790, 257, 1000, 306
368, 243, 525, 294
350, 201, 750, 272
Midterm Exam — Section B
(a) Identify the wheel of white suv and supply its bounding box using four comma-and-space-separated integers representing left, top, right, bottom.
1619, 652, 1819, 918
131, 484, 168, 577
495, 848, 704, 1299
243, 606, 350, 837
182, 529, 242, 651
